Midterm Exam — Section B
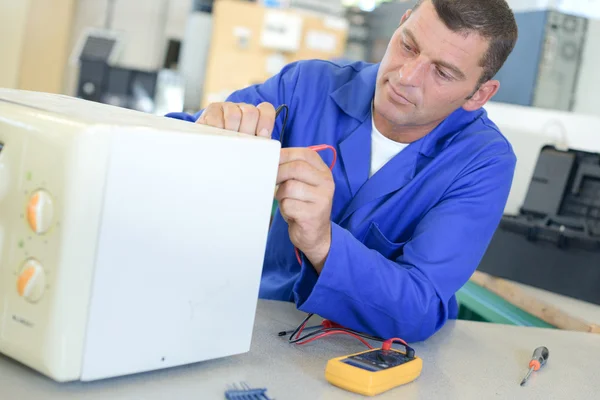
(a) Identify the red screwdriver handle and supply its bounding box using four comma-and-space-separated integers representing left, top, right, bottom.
529, 346, 549, 371
529, 360, 541, 371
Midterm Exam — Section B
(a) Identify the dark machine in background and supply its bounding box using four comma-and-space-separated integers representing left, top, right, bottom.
75, 33, 158, 113
493, 10, 588, 111
77, 60, 158, 113
74, 31, 183, 115
477, 146, 600, 305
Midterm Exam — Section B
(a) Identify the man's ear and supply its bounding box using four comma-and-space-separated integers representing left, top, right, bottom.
462, 80, 500, 111
400, 9, 412, 25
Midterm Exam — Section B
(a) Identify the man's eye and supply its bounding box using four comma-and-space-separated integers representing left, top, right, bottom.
436, 68, 451, 80
402, 42, 413, 52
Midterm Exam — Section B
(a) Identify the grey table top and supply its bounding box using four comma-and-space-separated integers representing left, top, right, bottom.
1, 299, 599, 399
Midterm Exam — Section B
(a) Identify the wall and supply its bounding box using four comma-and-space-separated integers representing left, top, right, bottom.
18, 0, 78, 94
110, 0, 170, 71
552, 0, 600, 19
0, 0, 77, 93
0, 0, 31, 89
165, 0, 193, 41
505, 0, 555, 12
505, 0, 600, 16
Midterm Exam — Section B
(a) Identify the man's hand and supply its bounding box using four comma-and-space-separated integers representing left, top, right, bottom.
196, 102, 276, 137
276, 148, 335, 272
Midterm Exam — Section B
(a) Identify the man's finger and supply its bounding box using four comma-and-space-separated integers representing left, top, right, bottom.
256, 102, 276, 138
239, 104, 260, 135
279, 148, 330, 172
279, 198, 309, 222
222, 102, 242, 132
198, 103, 225, 129
275, 179, 320, 203
276, 160, 323, 186
196, 106, 209, 124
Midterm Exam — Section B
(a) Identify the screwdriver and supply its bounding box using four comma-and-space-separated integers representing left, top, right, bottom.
520, 346, 549, 386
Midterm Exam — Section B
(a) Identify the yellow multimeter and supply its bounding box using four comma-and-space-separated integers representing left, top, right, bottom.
325, 346, 423, 396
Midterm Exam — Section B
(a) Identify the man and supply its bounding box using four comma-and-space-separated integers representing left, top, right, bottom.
167, 0, 518, 342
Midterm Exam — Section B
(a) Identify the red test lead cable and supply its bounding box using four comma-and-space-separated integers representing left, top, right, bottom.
274, 105, 338, 265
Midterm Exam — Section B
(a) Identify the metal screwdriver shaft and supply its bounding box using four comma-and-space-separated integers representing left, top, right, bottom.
520, 367, 534, 386
520, 346, 549, 386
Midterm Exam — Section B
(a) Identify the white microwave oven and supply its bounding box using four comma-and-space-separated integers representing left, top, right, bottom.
0, 89, 280, 382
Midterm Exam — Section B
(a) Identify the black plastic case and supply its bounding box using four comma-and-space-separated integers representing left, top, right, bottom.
477, 146, 600, 305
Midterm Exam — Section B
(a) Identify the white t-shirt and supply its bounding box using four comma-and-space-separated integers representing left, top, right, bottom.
370, 115, 409, 177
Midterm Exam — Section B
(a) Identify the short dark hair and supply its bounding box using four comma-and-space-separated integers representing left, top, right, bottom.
413, 0, 518, 84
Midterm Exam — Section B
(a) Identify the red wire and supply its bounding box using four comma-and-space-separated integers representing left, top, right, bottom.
321, 320, 343, 329
295, 320, 309, 339
382, 338, 409, 351
293, 145, 337, 265
296, 330, 374, 349
294, 248, 302, 264
308, 144, 337, 170
288, 318, 412, 356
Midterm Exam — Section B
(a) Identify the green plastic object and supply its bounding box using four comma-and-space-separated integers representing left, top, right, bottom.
456, 281, 555, 328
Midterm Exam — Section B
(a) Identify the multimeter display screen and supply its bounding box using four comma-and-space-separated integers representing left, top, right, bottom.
341, 350, 412, 372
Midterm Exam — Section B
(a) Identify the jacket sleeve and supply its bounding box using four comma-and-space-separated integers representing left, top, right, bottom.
292, 149, 517, 343
165, 62, 302, 142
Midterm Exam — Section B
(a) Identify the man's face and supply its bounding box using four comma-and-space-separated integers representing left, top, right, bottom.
374, 0, 493, 132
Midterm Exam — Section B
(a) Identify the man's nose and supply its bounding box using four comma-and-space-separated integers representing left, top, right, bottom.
399, 57, 427, 87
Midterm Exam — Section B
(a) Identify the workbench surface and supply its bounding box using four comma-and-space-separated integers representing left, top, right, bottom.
1, 300, 599, 399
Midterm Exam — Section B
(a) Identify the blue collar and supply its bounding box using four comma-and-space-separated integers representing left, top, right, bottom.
329, 63, 379, 123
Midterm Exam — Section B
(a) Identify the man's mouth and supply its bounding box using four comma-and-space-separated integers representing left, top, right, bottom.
387, 82, 414, 106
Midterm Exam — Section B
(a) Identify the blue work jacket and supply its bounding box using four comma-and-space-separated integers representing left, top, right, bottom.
166, 60, 516, 342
